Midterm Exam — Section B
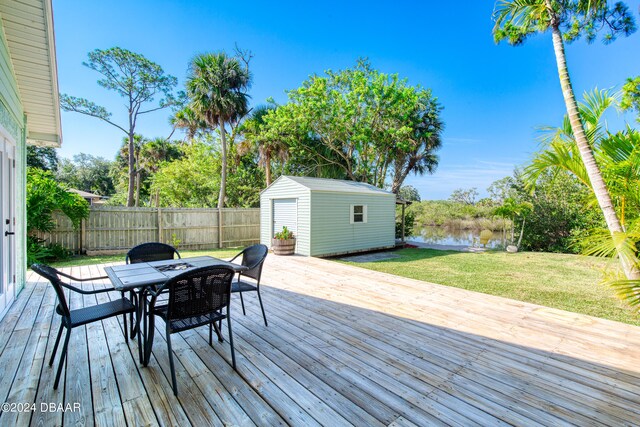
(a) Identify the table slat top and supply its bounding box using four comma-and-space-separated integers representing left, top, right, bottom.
105, 256, 245, 291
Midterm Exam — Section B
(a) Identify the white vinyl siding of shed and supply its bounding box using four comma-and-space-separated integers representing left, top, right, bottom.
272, 199, 297, 236
310, 192, 395, 256
260, 178, 311, 256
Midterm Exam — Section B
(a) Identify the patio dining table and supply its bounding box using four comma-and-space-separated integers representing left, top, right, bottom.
104, 255, 248, 363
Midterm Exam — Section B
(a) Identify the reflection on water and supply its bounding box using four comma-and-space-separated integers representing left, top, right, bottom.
410, 226, 507, 248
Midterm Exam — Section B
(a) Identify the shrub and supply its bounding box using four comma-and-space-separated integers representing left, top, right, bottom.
26, 168, 89, 265
274, 226, 294, 240
396, 208, 415, 239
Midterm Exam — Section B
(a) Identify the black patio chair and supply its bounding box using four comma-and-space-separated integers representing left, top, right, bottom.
229, 244, 269, 326
144, 265, 236, 396
31, 264, 136, 390
126, 242, 181, 264
125, 242, 181, 339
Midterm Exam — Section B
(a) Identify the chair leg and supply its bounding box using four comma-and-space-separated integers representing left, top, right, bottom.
54, 327, 72, 390
144, 312, 155, 367
123, 312, 128, 343
213, 321, 224, 343
166, 327, 178, 396
129, 291, 137, 339
257, 289, 268, 327
49, 322, 64, 366
239, 292, 246, 315
209, 323, 212, 346
137, 292, 146, 364
227, 311, 236, 371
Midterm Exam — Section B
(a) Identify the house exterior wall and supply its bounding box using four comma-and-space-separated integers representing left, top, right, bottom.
260, 178, 311, 256
0, 21, 26, 293
309, 192, 395, 257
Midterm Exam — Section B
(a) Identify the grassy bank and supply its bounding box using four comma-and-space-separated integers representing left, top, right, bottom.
340, 248, 640, 326
47, 248, 241, 268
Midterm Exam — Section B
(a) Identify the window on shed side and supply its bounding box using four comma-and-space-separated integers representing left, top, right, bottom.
350, 204, 368, 224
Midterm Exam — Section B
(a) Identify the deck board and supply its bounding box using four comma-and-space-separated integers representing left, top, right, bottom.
0, 255, 635, 426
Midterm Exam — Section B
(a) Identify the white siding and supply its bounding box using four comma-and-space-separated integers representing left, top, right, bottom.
260, 177, 311, 256
310, 192, 395, 256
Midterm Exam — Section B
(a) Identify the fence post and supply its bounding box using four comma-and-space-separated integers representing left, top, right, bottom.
157, 206, 162, 243
218, 208, 223, 248
80, 217, 86, 254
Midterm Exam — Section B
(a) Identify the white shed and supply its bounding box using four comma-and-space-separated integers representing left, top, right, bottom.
260, 176, 396, 256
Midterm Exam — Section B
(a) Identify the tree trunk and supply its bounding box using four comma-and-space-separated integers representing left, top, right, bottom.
217, 117, 227, 209
550, 25, 640, 280
517, 217, 526, 248
127, 132, 136, 207
265, 151, 272, 186
135, 171, 141, 207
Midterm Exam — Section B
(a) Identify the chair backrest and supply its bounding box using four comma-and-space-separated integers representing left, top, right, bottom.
126, 242, 180, 264
164, 266, 235, 321
31, 264, 71, 318
238, 244, 268, 281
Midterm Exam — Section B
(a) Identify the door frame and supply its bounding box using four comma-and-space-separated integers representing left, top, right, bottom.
0, 124, 17, 319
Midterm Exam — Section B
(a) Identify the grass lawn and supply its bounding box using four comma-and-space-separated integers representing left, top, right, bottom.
47, 248, 242, 269
340, 248, 640, 327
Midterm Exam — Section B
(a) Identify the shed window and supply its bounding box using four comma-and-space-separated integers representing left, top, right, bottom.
350, 205, 368, 224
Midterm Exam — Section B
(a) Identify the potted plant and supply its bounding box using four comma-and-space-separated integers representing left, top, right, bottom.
272, 226, 296, 255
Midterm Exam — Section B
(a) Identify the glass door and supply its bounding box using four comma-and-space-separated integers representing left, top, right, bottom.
0, 135, 16, 316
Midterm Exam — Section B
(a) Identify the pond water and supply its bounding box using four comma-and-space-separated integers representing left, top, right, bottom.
409, 226, 507, 248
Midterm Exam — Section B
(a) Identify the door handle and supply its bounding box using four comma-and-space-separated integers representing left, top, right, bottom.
4, 231, 14, 236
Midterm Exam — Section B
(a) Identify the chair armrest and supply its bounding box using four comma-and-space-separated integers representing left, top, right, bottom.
57, 270, 108, 282
59, 281, 118, 295
229, 253, 242, 263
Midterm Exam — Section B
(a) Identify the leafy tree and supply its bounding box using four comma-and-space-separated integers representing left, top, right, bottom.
398, 185, 421, 202
493, 0, 638, 281
518, 171, 603, 253
449, 187, 479, 205
27, 168, 89, 264
494, 197, 533, 248
150, 142, 221, 208
56, 153, 115, 196
61, 47, 178, 207
487, 176, 517, 204
138, 137, 184, 205
621, 76, 640, 122
186, 51, 251, 208
226, 146, 265, 207
261, 60, 443, 191
27, 146, 58, 171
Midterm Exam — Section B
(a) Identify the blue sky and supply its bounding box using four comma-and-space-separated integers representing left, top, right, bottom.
53, 0, 640, 200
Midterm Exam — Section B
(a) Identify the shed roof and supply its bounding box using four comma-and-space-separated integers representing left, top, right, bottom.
275, 176, 393, 195
69, 188, 104, 199
0, 0, 62, 147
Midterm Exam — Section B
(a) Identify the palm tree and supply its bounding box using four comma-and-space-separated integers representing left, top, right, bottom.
170, 105, 209, 143
493, 0, 639, 281
186, 52, 251, 208
241, 105, 288, 186
390, 92, 443, 194
524, 90, 640, 308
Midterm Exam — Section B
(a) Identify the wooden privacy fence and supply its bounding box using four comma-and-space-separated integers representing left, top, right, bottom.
35, 206, 260, 255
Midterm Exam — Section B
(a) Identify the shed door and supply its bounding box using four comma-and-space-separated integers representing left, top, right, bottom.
272, 198, 297, 237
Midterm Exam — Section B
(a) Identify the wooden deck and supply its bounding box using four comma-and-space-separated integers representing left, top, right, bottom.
0, 255, 639, 426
